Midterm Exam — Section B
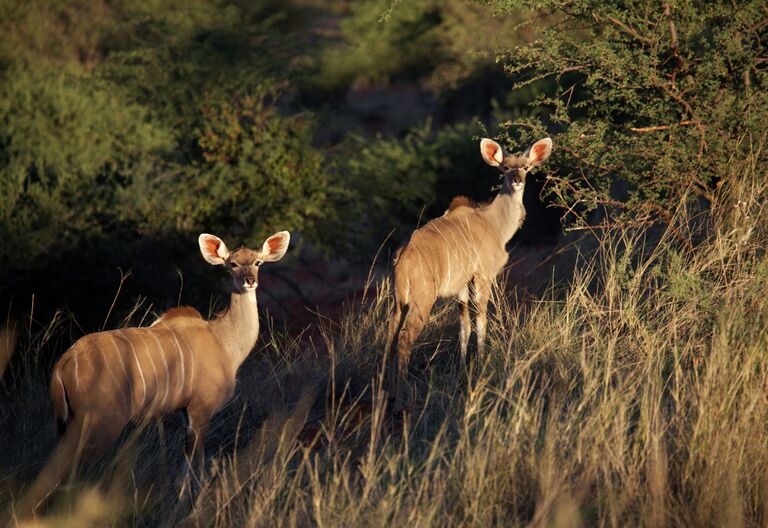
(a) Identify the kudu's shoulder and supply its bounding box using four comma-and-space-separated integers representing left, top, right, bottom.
446, 195, 477, 213
149, 306, 206, 330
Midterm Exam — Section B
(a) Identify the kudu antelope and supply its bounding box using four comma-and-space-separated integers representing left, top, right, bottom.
14, 231, 289, 519
386, 137, 553, 406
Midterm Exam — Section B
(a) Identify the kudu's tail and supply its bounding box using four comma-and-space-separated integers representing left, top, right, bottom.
386, 300, 409, 360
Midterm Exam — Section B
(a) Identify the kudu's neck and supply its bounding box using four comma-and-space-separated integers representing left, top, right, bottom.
210, 289, 260, 371
483, 183, 526, 244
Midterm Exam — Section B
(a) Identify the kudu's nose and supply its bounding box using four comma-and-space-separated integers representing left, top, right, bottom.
244, 277, 257, 288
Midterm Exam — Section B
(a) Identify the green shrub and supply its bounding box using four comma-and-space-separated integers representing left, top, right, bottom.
486, 0, 768, 236
0, 66, 174, 268
331, 120, 499, 257
0, 0, 335, 273
312, 0, 534, 94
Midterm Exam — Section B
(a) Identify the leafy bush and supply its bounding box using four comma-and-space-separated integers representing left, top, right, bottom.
0, 66, 174, 267
312, 0, 534, 94
0, 0, 335, 273
487, 0, 768, 238
331, 120, 499, 256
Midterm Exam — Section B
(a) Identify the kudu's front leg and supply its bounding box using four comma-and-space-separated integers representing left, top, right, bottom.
457, 285, 471, 366
473, 279, 493, 355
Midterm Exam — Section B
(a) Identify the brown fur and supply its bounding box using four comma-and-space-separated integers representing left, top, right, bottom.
158, 306, 204, 321
447, 195, 477, 211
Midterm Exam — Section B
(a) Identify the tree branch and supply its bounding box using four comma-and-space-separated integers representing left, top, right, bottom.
663, 2, 684, 71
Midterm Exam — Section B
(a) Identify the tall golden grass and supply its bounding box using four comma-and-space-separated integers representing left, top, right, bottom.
2, 145, 767, 526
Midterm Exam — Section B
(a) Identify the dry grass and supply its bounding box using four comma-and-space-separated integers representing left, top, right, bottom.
2, 156, 768, 527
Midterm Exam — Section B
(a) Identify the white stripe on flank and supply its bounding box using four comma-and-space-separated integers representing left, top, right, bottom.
111, 333, 132, 408
101, 343, 126, 407
55, 370, 68, 421
148, 329, 170, 410
119, 334, 146, 409
176, 332, 195, 395
188, 339, 195, 394
73, 353, 79, 390
168, 328, 186, 399
136, 332, 159, 411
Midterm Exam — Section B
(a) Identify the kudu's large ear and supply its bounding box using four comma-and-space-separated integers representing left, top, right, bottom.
480, 138, 504, 167
525, 138, 553, 167
199, 234, 230, 265
260, 231, 290, 262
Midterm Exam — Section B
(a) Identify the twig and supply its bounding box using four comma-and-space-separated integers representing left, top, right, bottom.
630, 120, 694, 133
592, 12, 653, 44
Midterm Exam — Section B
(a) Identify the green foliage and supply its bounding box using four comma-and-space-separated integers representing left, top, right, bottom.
486, 0, 768, 232
188, 91, 333, 245
0, 65, 174, 264
0, 0, 335, 273
314, 0, 440, 91
313, 0, 533, 93
332, 120, 497, 256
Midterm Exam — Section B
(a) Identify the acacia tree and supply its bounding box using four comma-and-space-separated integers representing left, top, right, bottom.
484, 0, 768, 241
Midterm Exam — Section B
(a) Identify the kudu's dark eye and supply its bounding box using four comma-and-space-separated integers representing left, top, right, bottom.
230, 262, 239, 268
254, 261, 262, 267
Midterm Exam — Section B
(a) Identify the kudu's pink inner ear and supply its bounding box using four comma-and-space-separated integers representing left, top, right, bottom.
267, 235, 286, 254
531, 143, 548, 162
483, 142, 502, 165
204, 238, 221, 258
529, 139, 552, 165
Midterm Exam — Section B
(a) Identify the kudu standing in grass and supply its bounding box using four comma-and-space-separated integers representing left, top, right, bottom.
386, 137, 552, 407
12, 231, 290, 520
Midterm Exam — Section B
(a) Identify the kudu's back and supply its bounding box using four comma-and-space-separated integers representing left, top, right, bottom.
393, 204, 507, 308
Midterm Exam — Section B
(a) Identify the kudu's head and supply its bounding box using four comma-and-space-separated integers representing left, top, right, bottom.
480, 137, 553, 193
198, 231, 290, 293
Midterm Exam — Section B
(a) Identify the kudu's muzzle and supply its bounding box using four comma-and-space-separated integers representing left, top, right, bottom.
507, 169, 525, 186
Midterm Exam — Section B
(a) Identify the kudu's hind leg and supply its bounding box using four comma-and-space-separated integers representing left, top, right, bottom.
394, 300, 434, 411
10, 416, 101, 522
457, 285, 471, 366
80, 415, 125, 465
184, 406, 213, 479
